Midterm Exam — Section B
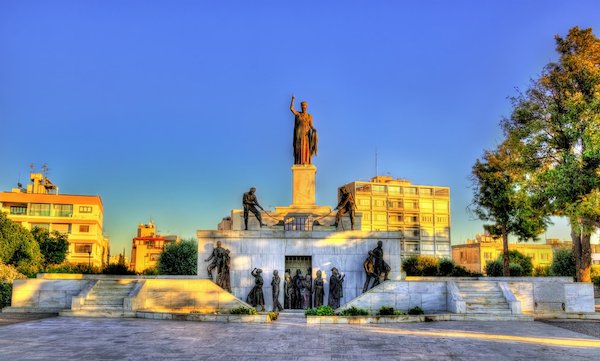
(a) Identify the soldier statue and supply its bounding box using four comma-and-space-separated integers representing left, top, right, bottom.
243, 187, 265, 230
313, 270, 324, 307
271, 270, 283, 312
333, 187, 356, 230
328, 267, 345, 309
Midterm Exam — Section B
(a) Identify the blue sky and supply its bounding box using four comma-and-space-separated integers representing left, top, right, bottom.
1, 1, 599, 255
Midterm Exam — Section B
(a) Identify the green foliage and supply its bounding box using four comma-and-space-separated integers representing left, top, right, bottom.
0, 262, 27, 283
141, 267, 159, 275
0, 212, 42, 273
229, 306, 258, 315
407, 306, 424, 315
44, 262, 101, 274
403, 255, 480, 277
0, 282, 12, 308
378, 306, 395, 316
503, 250, 533, 276
267, 311, 279, 321
393, 310, 406, 315
102, 263, 135, 275
485, 260, 504, 277
591, 266, 600, 284
31, 227, 68, 269
304, 308, 317, 316
401, 256, 420, 276
157, 239, 197, 275
550, 248, 576, 277
337, 306, 369, 316
438, 258, 455, 276
509, 263, 524, 277
533, 265, 550, 277
305, 305, 335, 316
418, 256, 439, 276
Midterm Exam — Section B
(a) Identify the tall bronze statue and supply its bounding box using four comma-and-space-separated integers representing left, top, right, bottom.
362, 241, 391, 293
243, 187, 265, 230
205, 241, 227, 279
271, 270, 283, 312
290, 95, 318, 165
284, 271, 293, 309
313, 270, 324, 307
333, 187, 356, 230
328, 267, 344, 309
216, 249, 231, 292
292, 269, 303, 309
246, 268, 265, 311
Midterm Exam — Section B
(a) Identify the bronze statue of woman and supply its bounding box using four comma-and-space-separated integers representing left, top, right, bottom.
290, 95, 318, 165
313, 270, 324, 307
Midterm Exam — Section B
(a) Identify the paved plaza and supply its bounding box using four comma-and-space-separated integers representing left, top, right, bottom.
0, 315, 599, 360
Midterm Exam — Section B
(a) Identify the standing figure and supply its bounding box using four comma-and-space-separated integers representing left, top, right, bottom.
284, 271, 293, 309
328, 267, 345, 309
246, 268, 265, 311
290, 95, 318, 165
271, 270, 283, 312
216, 249, 231, 292
313, 270, 324, 307
303, 273, 312, 309
333, 188, 356, 230
205, 241, 226, 279
243, 187, 265, 230
292, 269, 303, 309
362, 241, 391, 293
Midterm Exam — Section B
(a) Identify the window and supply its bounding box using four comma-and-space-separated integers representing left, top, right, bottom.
421, 243, 434, 251
541, 253, 549, 261
421, 215, 433, 223
484, 252, 493, 259
404, 187, 417, 195
419, 200, 433, 211
79, 206, 93, 213
420, 188, 432, 196
52, 204, 73, 217
358, 199, 370, 206
436, 216, 448, 224
374, 213, 386, 222
388, 200, 402, 208
373, 199, 386, 207
30, 203, 51, 216
10, 205, 27, 215
437, 244, 450, 252
75, 244, 92, 253
79, 225, 90, 233
52, 223, 70, 234
372, 185, 386, 193
146, 241, 155, 248
405, 215, 418, 223
388, 186, 400, 194
31, 223, 50, 230
435, 200, 448, 212
356, 184, 371, 193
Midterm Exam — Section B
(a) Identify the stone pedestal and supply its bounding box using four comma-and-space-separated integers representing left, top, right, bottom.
291, 164, 316, 207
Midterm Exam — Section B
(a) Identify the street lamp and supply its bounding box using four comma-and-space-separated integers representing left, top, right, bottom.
87, 247, 92, 268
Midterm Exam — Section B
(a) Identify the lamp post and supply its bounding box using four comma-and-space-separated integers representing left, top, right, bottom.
87, 247, 92, 268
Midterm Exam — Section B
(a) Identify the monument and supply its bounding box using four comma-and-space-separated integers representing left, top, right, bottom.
197, 97, 402, 311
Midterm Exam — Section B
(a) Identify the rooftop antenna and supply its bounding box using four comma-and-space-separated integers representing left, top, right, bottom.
41, 163, 49, 179
30, 163, 35, 173
375, 148, 378, 177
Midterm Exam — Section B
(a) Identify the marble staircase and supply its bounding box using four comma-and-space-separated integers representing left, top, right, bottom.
456, 281, 511, 315
60, 279, 138, 318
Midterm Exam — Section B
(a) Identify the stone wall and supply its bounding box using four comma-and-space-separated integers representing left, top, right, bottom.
197, 229, 402, 311
10, 279, 92, 311
337, 281, 447, 314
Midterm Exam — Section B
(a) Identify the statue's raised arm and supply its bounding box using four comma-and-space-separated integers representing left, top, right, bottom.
290, 95, 300, 116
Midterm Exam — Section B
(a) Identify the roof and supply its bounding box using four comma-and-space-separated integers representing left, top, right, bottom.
0, 192, 103, 211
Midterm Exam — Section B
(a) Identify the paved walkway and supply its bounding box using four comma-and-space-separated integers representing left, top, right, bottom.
0, 315, 599, 360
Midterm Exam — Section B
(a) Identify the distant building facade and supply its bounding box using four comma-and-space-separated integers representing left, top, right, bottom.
0, 172, 109, 267
130, 222, 180, 273
339, 176, 451, 259
451, 234, 560, 274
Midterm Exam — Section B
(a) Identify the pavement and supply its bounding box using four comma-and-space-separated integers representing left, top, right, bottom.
0, 313, 599, 360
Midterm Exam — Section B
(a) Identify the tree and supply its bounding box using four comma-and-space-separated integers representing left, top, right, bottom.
471, 142, 548, 276
0, 212, 42, 273
502, 27, 600, 282
31, 227, 69, 269
157, 239, 197, 275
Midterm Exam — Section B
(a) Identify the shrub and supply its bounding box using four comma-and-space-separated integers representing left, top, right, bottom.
407, 306, 424, 315
0, 283, 12, 308
533, 265, 550, 277
591, 265, 600, 285
304, 308, 317, 316
402, 256, 420, 276
158, 239, 197, 275
550, 248, 576, 278
337, 306, 369, 316
102, 263, 135, 275
505, 250, 533, 276
0, 262, 27, 283
378, 306, 395, 316
141, 267, 159, 275
31, 228, 68, 269
438, 258, 455, 276
316, 305, 334, 316
230, 306, 257, 315
267, 311, 279, 321
418, 256, 439, 276
393, 310, 406, 315
508, 263, 524, 277
44, 262, 101, 274
485, 260, 504, 276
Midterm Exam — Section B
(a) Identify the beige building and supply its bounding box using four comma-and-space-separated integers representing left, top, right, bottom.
0, 172, 109, 267
129, 222, 180, 273
339, 176, 451, 259
452, 234, 556, 274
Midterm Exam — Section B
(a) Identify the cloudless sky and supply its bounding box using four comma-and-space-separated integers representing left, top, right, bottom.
1, 1, 599, 255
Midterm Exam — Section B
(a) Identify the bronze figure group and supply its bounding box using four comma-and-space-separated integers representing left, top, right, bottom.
362, 241, 391, 293
204, 241, 231, 292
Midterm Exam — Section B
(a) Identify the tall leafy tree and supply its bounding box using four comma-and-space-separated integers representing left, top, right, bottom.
471, 142, 548, 276
157, 239, 197, 275
502, 27, 600, 282
0, 212, 42, 272
31, 227, 69, 269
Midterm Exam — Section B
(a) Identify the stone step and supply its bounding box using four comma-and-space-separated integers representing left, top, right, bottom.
466, 307, 510, 313
84, 299, 124, 306
88, 291, 132, 297
80, 305, 125, 311
60, 310, 136, 318
466, 299, 508, 305
466, 310, 513, 315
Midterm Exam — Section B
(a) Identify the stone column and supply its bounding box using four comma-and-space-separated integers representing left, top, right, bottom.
291, 164, 316, 207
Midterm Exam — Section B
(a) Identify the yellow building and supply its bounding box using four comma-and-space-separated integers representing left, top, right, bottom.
452, 234, 554, 274
340, 176, 451, 259
129, 222, 180, 273
0, 172, 109, 267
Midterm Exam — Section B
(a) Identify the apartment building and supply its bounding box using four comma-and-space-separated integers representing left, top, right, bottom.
339, 176, 451, 259
130, 222, 180, 273
0, 172, 109, 267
